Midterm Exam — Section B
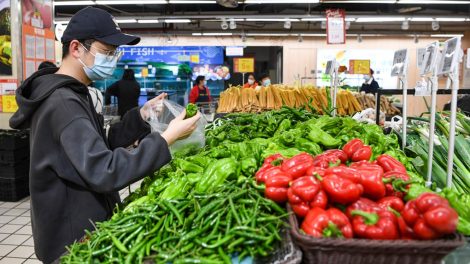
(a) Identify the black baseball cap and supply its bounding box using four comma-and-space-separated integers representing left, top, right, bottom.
61, 6, 140, 46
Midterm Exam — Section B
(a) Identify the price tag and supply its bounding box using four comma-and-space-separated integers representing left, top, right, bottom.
391, 49, 408, 77
415, 80, 431, 96
438, 37, 461, 76
2, 95, 18, 113
420, 42, 439, 76
234, 58, 254, 73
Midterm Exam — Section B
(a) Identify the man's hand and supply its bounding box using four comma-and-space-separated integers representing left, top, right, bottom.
161, 110, 201, 146
140, 93, 167, 121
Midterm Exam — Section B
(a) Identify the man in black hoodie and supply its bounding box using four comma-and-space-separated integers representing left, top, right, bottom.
9, 7, 200, 263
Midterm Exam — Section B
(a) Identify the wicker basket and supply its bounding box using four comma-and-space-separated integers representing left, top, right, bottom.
288, 205, 466, 264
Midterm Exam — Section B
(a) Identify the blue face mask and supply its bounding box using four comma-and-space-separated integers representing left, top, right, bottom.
263, 79, 271, 87
79, 44, 119, 81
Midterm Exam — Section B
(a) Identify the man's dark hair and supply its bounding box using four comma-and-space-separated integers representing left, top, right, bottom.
370, 69, 375, 75
122, 69, 135, 81
195, 75, 205, 86
38, 61, 57, 70
62, 39, 95, 60
260, 73, 270, 80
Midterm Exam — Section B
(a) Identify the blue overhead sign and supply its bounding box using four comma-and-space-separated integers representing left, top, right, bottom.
118, 46, 224, 65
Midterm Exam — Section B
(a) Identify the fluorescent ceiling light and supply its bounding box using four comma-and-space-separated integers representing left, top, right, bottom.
325, 0, 395, 3
246, 33, 290, 36
301, 33, 326, 36
356, 17, 405, 22
192, 33, 203, 36
436, 18, 467, 22
164, 19, 191, 23
137, 19, 159, 23
169, 0, 216, 3
53, 1, 95, 6
398, 0, 470, 4
301, 18, 326, 22
410, 17, 434, 22
96, 0, 166, 3
431, 34, 464, 37
244, 0, 319, 3
203, 33, 233, 36
116, 19, 137, 23
245, 18, 299, 22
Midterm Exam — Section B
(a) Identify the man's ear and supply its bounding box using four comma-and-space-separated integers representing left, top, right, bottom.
69, 40, 82, 59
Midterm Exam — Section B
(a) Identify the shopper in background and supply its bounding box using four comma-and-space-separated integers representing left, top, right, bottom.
189, 75, 212, 103
9, 7, 200, 263
243, 73, 258, 88
360, 68, 380, 95
260, 73, 272, 87
105, 69, 141, 118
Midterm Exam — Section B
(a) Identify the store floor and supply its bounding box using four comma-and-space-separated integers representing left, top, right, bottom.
0, 182, 140, 263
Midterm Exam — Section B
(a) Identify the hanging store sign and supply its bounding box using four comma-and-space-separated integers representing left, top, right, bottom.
349, 60, 370, 74
326, 9, 346, 45
118, 46, 223, 65
233, 58, 254, 73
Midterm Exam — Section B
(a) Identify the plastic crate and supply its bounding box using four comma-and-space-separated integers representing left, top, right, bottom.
0, 175, 29, 202
0, 130, 29, 150
0, 148, 29, 166
0, 160, 29, 179
288, 205, 465, 264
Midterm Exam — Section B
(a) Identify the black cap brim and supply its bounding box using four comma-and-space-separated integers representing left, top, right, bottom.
96, 32, 140, 46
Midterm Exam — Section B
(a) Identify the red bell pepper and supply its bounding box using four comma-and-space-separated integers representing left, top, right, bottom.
350, 209, 399, 240
342, 139, 364, 159
346, 198, 380, 218
397, 214, 415, 239
325, 167, 361, 184
377, 196, 405, 212
376, 154, 407, 173
288, 176, 328, 217
354, 165, 386, 200
301, 207, 353, 238
351, 145, 372, 162
255, 166, 284, 184
306, 166, 326, 177
264, 172, 292, 203
313, 150, 348, 168
382, 171, 411, 199
281, 153, 314, 179
402, 193, 458, 239
264, 153, 284, 165
321, 174, 363, 205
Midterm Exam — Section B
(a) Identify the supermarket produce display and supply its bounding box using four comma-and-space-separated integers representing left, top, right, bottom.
60, 105, 469, 263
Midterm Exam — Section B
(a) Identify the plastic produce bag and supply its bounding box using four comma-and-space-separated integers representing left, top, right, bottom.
147, 99, 207, 154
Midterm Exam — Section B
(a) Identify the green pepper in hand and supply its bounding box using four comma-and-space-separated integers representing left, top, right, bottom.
185, 103, 197, 119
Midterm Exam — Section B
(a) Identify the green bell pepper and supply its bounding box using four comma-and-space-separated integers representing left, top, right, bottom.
174, 159, 204, 173
185, 103, 197, 119
195, 158, 239, 193
295, 138, 322, 155
307, 126, 340, 148
274, 119, 291, 136
241, 157, 258, 177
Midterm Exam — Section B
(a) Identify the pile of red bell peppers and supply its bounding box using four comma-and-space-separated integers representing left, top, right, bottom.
255, 138, 459, 240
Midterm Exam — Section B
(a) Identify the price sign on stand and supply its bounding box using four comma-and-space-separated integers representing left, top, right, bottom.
2, 95, 18, 113
234, 58, 255, 73
349, 60, 370, 74
420, 42, 439, 76
438, 37, 461, 76
414, 79, 431, 96
325, 60, 336, 75
326, 9, 346, 44
417, 48, 426, 70
391, 49, 408, 77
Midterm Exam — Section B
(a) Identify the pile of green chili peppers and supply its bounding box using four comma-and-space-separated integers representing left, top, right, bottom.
61, 182, 287, 264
